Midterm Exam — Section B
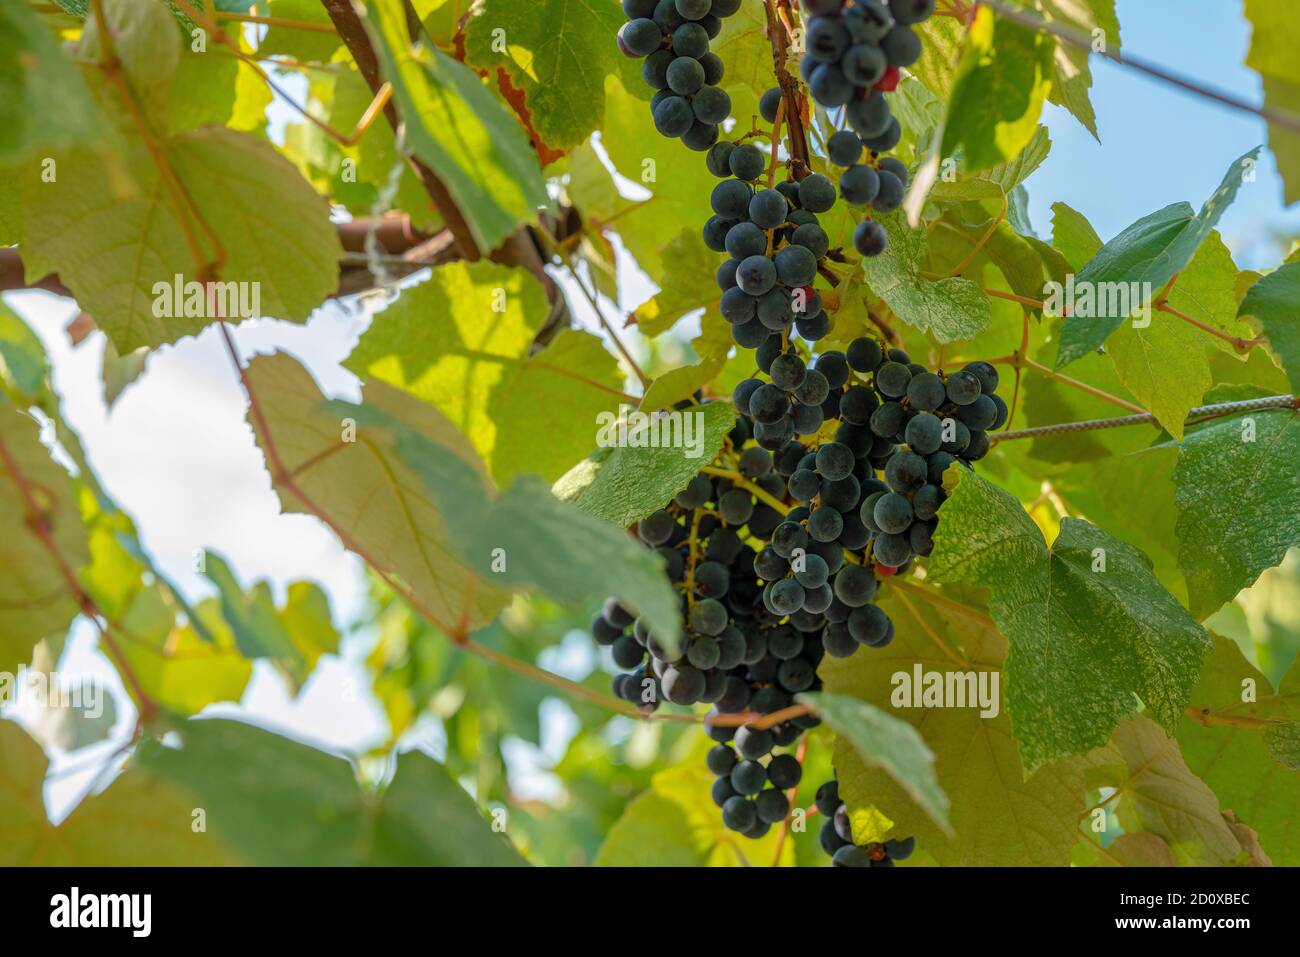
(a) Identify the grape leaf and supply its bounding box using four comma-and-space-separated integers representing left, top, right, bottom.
336, 397, 682, 646
1055, 148, 1261, 368
0, 402, 88, 675
462, 0, 640, 151
639, 356, 727, 413
861, 213, 991, 343
1174, 407, 1300, 619
245, 351, 511, 636
928, 468, 1211, 771
632, 230, 721, 339
79, 0, 180, 130
600, 79, 718, 281
131, 717, 527, 865
1239, 262, 1300, 393
941, 6, 1054, 174
1090, 715, 1266, 866
1035, 0, 1120, 139
257, 0, 343, 63
1075, 832, 1179, 868
596, 766, 794, 866
553, 401, 736, 529
712, 0, 771, 109
364, 0, 548, 251
0, 0, 106, 163
22, 127, 342, 352
820, 587, 1087, 865
0, 303, 49, 403
0, 719, 238, 865
1178, 636, 1300, 864
202, 552, 340, 695
345, 262, 623, 485
1050, 200, 1102, 270
798, 691, 951, 834
1243, 0, 1300, 205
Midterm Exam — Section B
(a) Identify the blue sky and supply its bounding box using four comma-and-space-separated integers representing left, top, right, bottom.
1024, 0, 1299, 269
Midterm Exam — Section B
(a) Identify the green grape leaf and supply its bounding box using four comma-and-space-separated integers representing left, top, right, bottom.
639, 356, 727, 413
132, 717, 527, 865
1090, 714, 1265, 866
596, 766, 794, 866
553, 400, 736, 529
168, 41, 271, 135
600, 79, 718, 281
1243, 0, 1300, 205
0, 719, 239, 865
1174, 407, 1300, 619
712, 0, 771, 111
1239, 262, 1300, 393
257, 0, 343, 63
820, 587, 1087, 865
22, 127, 341, 352
344, 262, 624, 485
1076, 832, 1180, 867
1035, 0, 1121, 139
940, 6, 1054, 173
462, 0, 639, 151
1056, 148, 1261, 368
365, 0, 547, 251
0, 402, 88, 674
1264, 721, 1300, 770
861, 213, 991, 343
798, 691, 952, 834
202, 552, 340, 695
79, 0, 180, 130
1050, 200, 1103, 270
928, 469, 1211, 771
119, 592, 255, 715
0, 0, 106, 163
245, 351, 511, 635
1107, 317, 1209, 441
0, 303, 49, 403
633, 230, 722, 339
336, 397, 682, 647
1178, 636, 1300, 863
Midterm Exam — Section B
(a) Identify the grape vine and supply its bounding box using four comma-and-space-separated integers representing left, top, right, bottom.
602, 0, 1000, 863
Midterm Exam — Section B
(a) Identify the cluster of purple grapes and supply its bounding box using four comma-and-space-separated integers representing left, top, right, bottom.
815, 778, 917, 866
797, 0, 936, 257
617, 0, 745, 152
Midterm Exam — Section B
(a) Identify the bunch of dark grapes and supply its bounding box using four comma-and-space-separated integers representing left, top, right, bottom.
815, 778, 917, 866
705, 164, 835, 352
798, 0, 936, 257
617, 0, 745, 152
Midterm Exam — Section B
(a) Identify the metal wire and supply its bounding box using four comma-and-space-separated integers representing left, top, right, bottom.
992, 395, 1298, 442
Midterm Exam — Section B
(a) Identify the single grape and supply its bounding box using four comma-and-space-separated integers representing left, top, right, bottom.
840, 163, 881, 205
755, 788, 792, 824
725, 220, 767, 260
853, 219, 888, 256
875, 360, 912, 398
833, 564, 878, 607
662, 663, 706, 703
729, 143, 766, 181
774, 245, 818, 285
711, 177, 752, 217
759, 86, 784, 123
620, 18, 665, 57
904, 411, 944, 455
749, 188, 789, 228
722, 794, 757, 832
882, 23, 922, 67
797, 173, 837, 213
637, 508, 676, 545
718, 488, 755, 525
846, 336, 884, 373
841, 42, 887, 86
872, 169, 905, 213
731, 759, 767, 795
736, 254, 778, 295
692, 85, 732, 124
946, 369, 982, 405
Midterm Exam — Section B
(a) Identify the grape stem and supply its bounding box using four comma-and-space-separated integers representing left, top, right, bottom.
762, 0, 813, 181
700, 465, 792, 515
